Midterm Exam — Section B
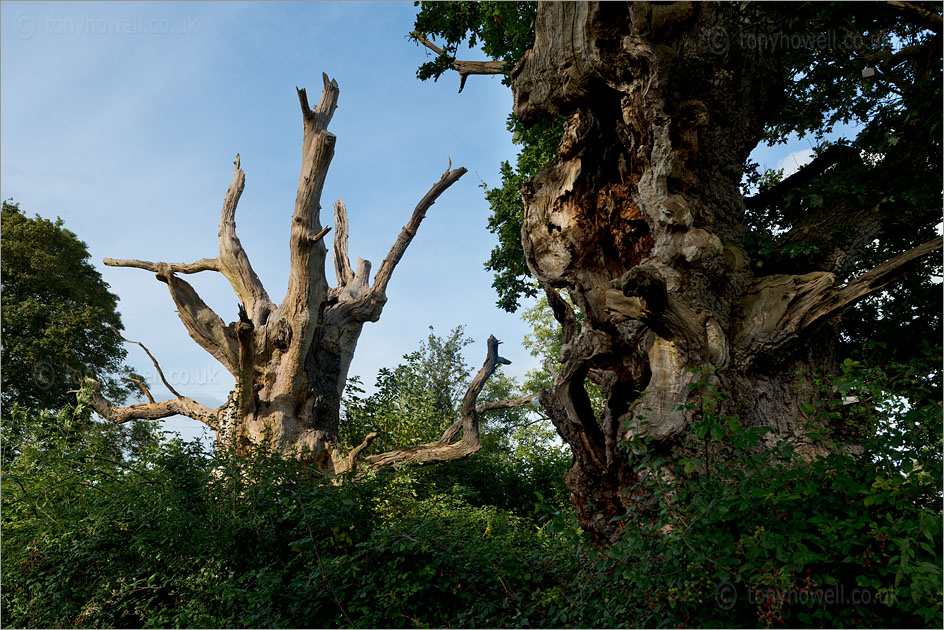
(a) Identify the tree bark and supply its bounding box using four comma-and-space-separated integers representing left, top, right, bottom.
513, 2, 942, 544
92, 75, 522, 475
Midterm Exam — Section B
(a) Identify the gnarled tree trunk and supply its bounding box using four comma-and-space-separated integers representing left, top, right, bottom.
513, 2, 941, 542
87, 75, 526, 475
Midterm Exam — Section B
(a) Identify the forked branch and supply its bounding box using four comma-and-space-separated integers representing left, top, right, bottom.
414, 33, 505, 92
158, 270, 240, 375
83, 329, 219, 427
347, 335, 511, 471
280, 74, 341, 324
103, 257, 220, 274
218, 154, 275, 325
121, 376, 155, 404
105, 151, 275, 370
332, 431, 378, 476
84, 380, 219, 429
328, 200, 370, 303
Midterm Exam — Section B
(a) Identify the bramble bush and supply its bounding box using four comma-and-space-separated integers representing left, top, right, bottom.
1, 392, 573, 628
2, 350, 940, 628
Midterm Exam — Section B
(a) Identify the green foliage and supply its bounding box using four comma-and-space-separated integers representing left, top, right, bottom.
340, 326, 475, 451
483, 116, 564, 312
736, 3, 942, 376
1, 403, 570, 628
1, 200, 138, 412
340, 325, 571, 519
3, 352, 939, 628
340, 324, 556, 454
411, 1, 536, 85
534, 355, 943, 628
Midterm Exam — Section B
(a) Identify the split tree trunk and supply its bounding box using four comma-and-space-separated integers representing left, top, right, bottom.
512, 2, 941, 542
87, 75, 524, 475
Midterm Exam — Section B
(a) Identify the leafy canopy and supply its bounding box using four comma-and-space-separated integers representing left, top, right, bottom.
1, 200, 138, 412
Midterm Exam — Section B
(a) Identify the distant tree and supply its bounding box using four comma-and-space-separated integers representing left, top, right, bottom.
1, 200, 136, 412
342, 325, 539, 453
341, 325, 568, 514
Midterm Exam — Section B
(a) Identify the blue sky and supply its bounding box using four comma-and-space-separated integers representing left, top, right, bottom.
2, 2, 816, 442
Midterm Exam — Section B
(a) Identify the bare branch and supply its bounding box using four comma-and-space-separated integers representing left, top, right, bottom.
312, 72, 341, 128
346, 259, 372, 301
360, 335, 507, 469
309, 225, 332, 244
802, 235, 943, 329
371, 166, 468, 299
105, 323, 182, 398
121, 376, 155, 404
104, 257, 220, 274
83, 378, 219, 428
414, 33, 505, 92
217, 154, 275, 326
281, 76, 341, 322
297, 86, 313, 121
735, 235, 942, 367
436, 417, 466, 446
268, 76, 342, 398
157, 269, 240, 375
438, 394, 535, 445
333, 199, 355, 287
332, 431, 378, 476
475, 394, 536, 414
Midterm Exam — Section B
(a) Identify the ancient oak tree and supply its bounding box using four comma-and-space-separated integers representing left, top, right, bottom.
417, 2, 942, 541
87, 75, 517, 474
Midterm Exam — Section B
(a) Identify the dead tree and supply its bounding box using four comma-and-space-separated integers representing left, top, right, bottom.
87, 74, 521, 474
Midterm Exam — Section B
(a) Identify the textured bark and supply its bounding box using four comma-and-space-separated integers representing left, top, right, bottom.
92, 75, 520, 475
513, 2, 942, 544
